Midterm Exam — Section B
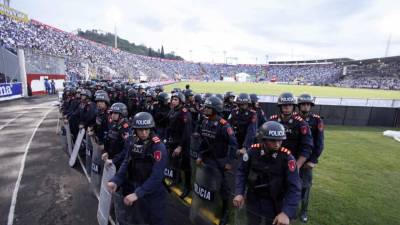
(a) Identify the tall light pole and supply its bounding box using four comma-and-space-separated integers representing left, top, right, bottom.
114, 24, 117, 49
189, 50, 193, 61
223, 50, 227, 64
384, 33, 392, 57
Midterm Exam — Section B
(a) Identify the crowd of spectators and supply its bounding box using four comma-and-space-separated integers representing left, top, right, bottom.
266, 64, 342, 85
1, 14, 400, 89
334, 61, 400, 90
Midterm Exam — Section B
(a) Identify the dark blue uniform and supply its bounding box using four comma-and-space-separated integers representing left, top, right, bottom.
222, 102, 235, 120
235, 144, 301, 224
254, 107, 267, 128
299, 113, 324, 216
93, 108, 109, 145
302, 113, 324, 164
110, 135, 168, 225
198, 116, 238, 200
105, 117, 130, 168
77, 100, 97, 129
166, 105, 192, 189
153, 103, 170, 140
269, 114, 313, 160
228, 108, 257, 149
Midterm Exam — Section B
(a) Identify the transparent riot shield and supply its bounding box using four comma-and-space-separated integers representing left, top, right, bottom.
113, 192, 148, 225
190, 164, 223, 225
64, 123, 73, 155
91, 138, 104, 196
164, 146, 182, 186
60, 121, 69, 155
69, 128, 85, 167
85, 132, 93, 177
190, 134, 202, 179
97, 164, 116, 225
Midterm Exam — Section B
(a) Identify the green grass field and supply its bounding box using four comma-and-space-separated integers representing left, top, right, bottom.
164, 82, 400, 224
164, 82, 400, 99
291, 125, 400, 225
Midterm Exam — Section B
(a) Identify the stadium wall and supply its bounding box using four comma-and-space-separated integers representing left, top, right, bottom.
259, 103, 399, 127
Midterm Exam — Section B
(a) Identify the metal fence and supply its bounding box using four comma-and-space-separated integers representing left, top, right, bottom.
0, 47, 20, 82
24, 49, 65, 75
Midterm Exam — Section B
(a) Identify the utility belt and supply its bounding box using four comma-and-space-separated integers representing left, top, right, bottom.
248, 182, 272, 199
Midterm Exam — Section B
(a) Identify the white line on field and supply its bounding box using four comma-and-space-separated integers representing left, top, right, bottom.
7, 108, 54, 225
77, 155, 91, 182
0, 114, 24, 131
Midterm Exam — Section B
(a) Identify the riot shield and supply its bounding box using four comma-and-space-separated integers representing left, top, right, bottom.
190, 134, 201, 160
64, 123, 73, 155
113, 192, 147, 225
69, 128, 85, 167
85, 132, 93, 177
91, 138, 104, 196
164, 147, 182, 186
97, 163, 116, 225
60, 122, 69, 155
190, 134, 202, 180
190, 164, 223, 225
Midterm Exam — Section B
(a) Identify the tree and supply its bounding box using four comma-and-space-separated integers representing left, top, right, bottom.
161, 46, 165, 58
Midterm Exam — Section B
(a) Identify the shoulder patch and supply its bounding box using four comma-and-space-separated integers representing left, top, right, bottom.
300, 126, 308, 135
280, 147, 291, 155
250, 109, 256, 113
318, 121, 324, 131
227, 127, 234, 136
219, 118, 227, 125
270, 114, 278, 120
182, 108, 188, 112
251, 143, 261, 149
288, 160, 296, 172
153, 150, 162, 161
123, 123, 129, 129
152, 136, 161, 143
312, 114, 321, 118
294, 116, 303, 121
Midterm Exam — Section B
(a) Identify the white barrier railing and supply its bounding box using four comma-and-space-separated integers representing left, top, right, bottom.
258, 95, 399, 108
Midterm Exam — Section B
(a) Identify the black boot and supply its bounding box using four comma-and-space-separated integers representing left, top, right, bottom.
219, 200, 229, 225
180, 188, 190, 199
300, 210, 308, 223
180, 171, 191, 199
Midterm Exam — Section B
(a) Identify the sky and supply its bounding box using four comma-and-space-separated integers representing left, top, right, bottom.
9, 0, 400, 64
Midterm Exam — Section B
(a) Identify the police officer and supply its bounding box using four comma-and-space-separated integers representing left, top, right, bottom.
269, 92, 313, 169
90, 90, 110, 145
166, 92, 192, 198
77, 89, 97, 130
127, 88, 140, 118
102, 102, 130, 169
153, 92, 170, 139
297, 93, 324, 223
65, 88, 82, 139
249, 93, 267, 128
185, 89, 199, 131
233, 121, 301, 225
107, 112, 167, 225
228, 93, 257, 153
144, 90, 157, 114
223, 92, 235, 119
196, 96, 238, 225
